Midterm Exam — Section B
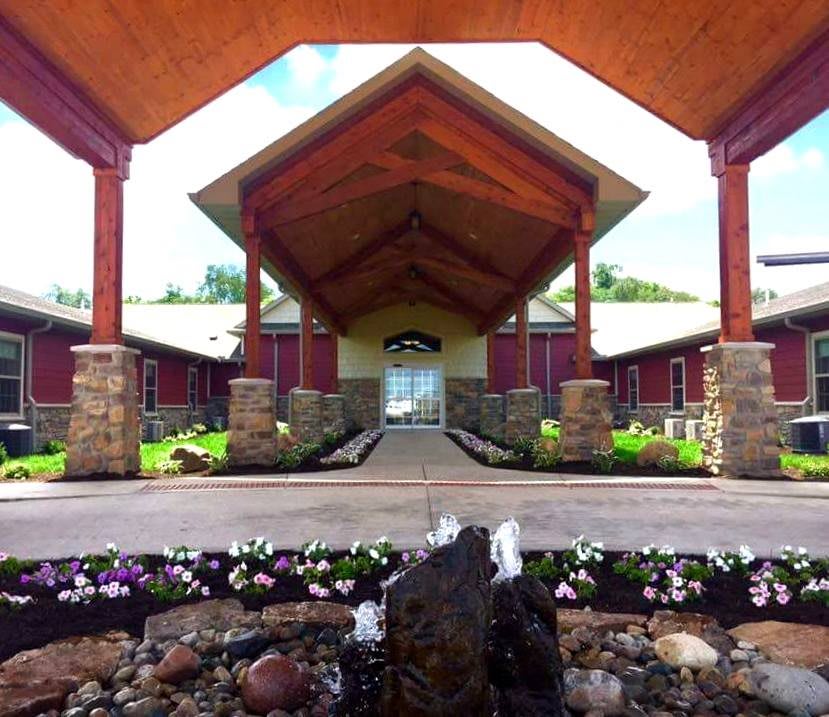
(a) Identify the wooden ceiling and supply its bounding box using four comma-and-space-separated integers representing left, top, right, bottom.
241, 76, 595, 335
2, 0, 827, 143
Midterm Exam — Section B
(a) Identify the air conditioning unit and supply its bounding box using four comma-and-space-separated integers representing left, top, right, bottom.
145, 420, 166, 443
212, 416, 227, 431
664, 418, 685, 439
685, 420, 705, 442
0, 423, 33, 457
790, 416, 829, 454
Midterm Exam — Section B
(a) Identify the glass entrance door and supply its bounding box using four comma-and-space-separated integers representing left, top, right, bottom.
384, 366, 441, 428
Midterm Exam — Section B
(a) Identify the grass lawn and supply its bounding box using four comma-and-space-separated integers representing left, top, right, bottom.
541, 423, 829, 476
1, 432, 227, 478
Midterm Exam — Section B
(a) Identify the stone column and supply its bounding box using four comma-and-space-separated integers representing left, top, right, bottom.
227, 378, 276, 467
558, 379, 613, 461
290, 389, 324, 444
480, 394, 505, 439
65, 344, 140, 477
322, 394, 346, 435
505, 388, 541, 444
702, 342, 780, 478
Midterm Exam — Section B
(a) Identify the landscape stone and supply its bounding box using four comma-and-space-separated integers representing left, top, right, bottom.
564, 669, 626, 715
727, 621, 829, 669
144, 599, 260, 642
241, 655, 310, 713
654, 633, 718, 671
748, 662, 829, 715
0, 681, 73, 717
262, 601, 355, 632
380, 525, 492, 716
559, 609, 648, 635
152, 645, 200, 685
169, 445, 211, 473
636, 440, 679, 467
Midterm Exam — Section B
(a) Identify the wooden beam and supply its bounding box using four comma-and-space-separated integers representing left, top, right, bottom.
244, 89, 421, 209
419, 222, 513, 285
574, 230, 593, 379
408, 254, 513, 292
708, 27, 829, 170
373, 150, 576, 227
91, 168, 123, 344
242, 215, 262, 379
486, 331, 497, 394
413, 271, 485, 325
716, 164, 754, 343
0, 16, 131, 177
515, 297, 528, 389
300, 300, 314, 390
261, 151, 462, 227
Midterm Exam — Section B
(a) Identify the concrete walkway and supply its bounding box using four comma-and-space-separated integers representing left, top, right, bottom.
0, 431, 827, 559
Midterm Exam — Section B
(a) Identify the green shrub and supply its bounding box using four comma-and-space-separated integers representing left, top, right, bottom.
512, 436, 534, 458
40, 439, 65, 455
192, 423, 208, 435
3, 464, 30, 480
0, 442, 6, 467
276, 442, 321, 470
156, 459, 182, 475
655, 454, 684, 473
323, 431, 342, 447
591, 448, 617, 474
208, 451, 229, 473
627, 420, 660, 437
524, 552, 559, 579
531, 439, 560, 470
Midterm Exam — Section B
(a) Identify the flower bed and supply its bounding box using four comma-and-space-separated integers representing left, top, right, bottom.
320, 430, 383, 466
1, 534, 827, 663
447, 429, 709, 477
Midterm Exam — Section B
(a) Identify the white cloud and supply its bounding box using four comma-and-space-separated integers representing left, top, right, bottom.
752, 144, 824, 179
286, 45, 328, 88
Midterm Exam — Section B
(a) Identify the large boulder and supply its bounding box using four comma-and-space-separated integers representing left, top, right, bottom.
654, 633, 718, 671
263, 601, 355, 632
380, 525, 492, 716
169, 445, 211, 473
564, 669, 626, 715
648, 610, 733, 654
728, 621, 829, 669
241, 654, 311, 713
144, 599, 260, 642
636, 440, 679, 467
489, 575, 566, 716
748, 662, 829, 715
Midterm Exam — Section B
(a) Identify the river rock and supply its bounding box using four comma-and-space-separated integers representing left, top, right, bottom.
169, 445, 211, 472
654, 633, 718, 671
563, 669, 626, 715
728, 621, 829, 669
380, 525, 492, 716
489, 575, 566, 716
263, 601, 355, 632
144, 599, 260, 641
153, 645, 200, 685
241, 654, 310, 713
748, 662, 829, 715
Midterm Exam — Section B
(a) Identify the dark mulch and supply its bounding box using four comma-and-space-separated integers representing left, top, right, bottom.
446, 431, 710, 478
1, 548, 825, 662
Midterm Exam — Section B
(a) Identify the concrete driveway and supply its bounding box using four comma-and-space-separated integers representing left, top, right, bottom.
1, 431, 827, 559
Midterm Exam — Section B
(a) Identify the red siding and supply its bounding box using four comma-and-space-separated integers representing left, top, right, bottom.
758, 325, 806, 402
209, 362, 242, 398
136, 352, 193, 406
275, 335, 299, 395
32, 330, 78, 403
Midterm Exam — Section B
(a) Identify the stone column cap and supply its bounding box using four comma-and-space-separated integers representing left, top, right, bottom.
701, 341, 775, 352
481, 393, 504, 399
71, 343, 139, 355
506, 387, 541, 395
322, 393, 345, 399
560, 379, 610, 388
291, 388, 323, 396
228, 377, 274, 386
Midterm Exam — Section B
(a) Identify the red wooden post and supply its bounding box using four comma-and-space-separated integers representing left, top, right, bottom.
574, 226, 593, 380
242, 214, 261, 379
91, 168, 124, 344
301, 300, 314, 390
515, 297, 528, 389
330, 332, 338, 394
716, 164, 754, 342
486, 331, 497, 393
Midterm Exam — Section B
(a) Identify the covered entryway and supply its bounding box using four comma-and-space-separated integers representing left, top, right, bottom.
384, 365, 442, 428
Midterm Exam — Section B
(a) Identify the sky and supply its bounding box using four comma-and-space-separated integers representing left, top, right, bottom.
0, 42, 826, 303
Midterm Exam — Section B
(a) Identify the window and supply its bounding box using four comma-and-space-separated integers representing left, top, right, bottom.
670, 357, 685, 412
384, 330, 441, 353
144, 359, 158, 415
188, 366, 198, 412
0, 332, 24, 418
627, 365, 639, 412
815, 335, 829, 413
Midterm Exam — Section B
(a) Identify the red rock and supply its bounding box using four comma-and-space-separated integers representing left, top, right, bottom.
647, 610, 719, 639
153, 645, 200, 685
0, 636, 121, 687
727, 621, 829, 669
262, 601, 355, 632
144, 599, 261, 642
558, 609, 648, 635
242, 655, 310, 714
0, 681, 74, 717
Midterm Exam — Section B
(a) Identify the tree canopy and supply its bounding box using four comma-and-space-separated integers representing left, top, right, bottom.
550, 263, 700, 303
43, 285, 91, 309
145, 265, 276, 304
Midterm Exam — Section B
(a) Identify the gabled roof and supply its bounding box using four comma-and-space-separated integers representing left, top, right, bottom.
605, 281, 829, 358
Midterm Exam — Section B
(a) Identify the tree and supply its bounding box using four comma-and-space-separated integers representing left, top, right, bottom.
43, 285, 91, 309
153, 283, 195, 304
752, 288, 778, 305
196, 264, 274, 304
550, 263, 699, 303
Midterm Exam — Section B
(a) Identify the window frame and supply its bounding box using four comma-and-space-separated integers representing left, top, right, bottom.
670, 357, 686, 413
627, 365, 639, 413
143, 359, 159, 416
187, 366, 198, 412
813, 331, 829, 415
0, 330, 25, 420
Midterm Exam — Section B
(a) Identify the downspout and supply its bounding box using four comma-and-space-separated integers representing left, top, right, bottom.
26, 320, 52, 451
784, 317, 812, 415
545, 332, 552, 418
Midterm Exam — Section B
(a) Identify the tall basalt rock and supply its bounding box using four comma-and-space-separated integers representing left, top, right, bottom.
489, 575, 566, 716
380, 526, 492, 717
